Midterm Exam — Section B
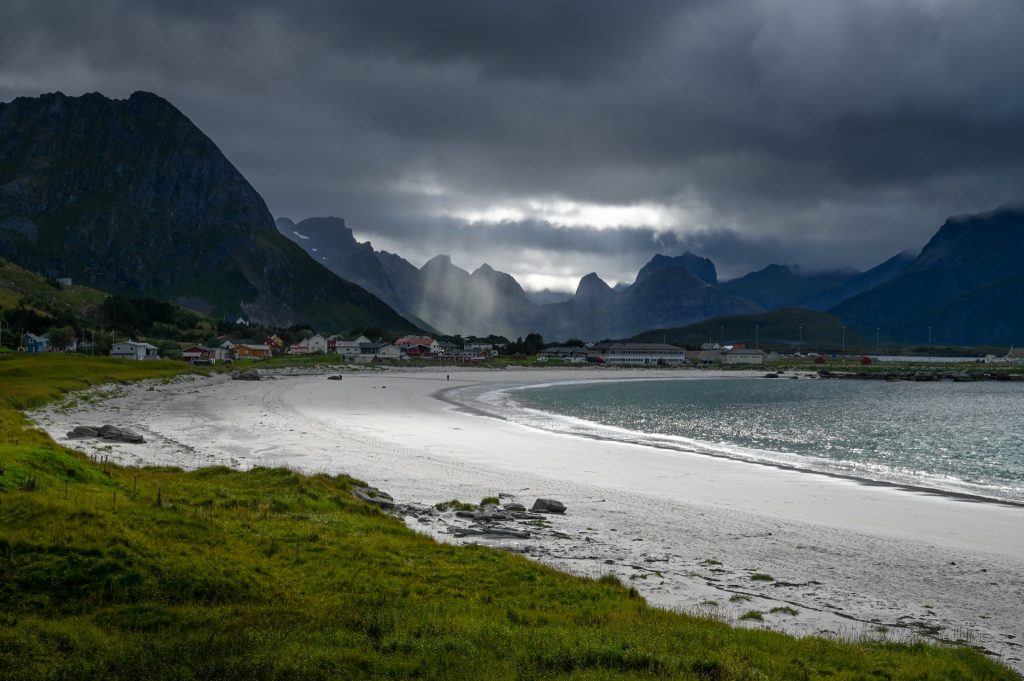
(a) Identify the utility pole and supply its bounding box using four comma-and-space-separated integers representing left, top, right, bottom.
928, 326, 932, 347
798, 325, 803, 350
875, 328, 880, 353
755, 324, 759, 350
719, 325, 724, 344
842, 326, 846, 354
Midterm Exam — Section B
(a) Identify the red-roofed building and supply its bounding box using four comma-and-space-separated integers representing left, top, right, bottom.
396, 336, 439, 356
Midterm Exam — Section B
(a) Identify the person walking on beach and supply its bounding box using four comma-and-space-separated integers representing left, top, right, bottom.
446, 374, 450, 381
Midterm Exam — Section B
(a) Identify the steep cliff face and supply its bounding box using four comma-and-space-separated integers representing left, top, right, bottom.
0, 91, 415, 332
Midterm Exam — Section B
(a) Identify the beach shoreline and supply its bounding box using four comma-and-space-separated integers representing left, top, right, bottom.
29, 365, 1024, 671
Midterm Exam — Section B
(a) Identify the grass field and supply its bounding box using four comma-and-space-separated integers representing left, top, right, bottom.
0, 354, 1017, 679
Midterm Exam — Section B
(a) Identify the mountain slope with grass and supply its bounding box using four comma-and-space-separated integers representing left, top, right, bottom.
830, 206, 1024, 345
720, 264, 859, 310
0, 91, 415, 333
0, 354, 1014, 680
0, 258, 107, 345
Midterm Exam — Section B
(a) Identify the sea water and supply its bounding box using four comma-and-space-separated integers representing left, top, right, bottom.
481, 378, 1024, 504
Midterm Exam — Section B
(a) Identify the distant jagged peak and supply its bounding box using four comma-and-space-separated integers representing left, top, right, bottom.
296, 215, 347, 226
293, 216, 352, 237
636, 251, 718, 285
422, 253, 453, 269
421, 253, 472, 277
575, 272, 614, 297
471, 263, 526, 295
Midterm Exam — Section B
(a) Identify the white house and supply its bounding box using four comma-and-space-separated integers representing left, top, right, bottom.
722, 348, 765, 365
307, 333, 328, 354
111, 340, 160, 360
588, 343, 686, 365
374, 344, 402, 360
435, 340, 459, 354
336, 335, 371, 359
287, 340, 310, 355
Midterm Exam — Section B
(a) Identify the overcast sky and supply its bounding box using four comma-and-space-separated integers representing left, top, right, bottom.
3, 0, 1023, 289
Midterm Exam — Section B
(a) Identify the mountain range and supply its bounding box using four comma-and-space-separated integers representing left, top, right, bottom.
280, 207, 1024, 346
277, 218, 766, 340
1, 90, 1020, 346
0, 91, 415, 333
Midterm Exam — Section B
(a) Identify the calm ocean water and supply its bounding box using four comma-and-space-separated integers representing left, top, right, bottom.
487, 378, 1024, 504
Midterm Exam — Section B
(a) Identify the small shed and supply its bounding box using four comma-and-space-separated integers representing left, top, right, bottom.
860, 356, 873, 365
814, 355, 827, 365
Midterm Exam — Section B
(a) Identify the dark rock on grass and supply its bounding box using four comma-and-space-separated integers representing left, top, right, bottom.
352, 486, 395, 510
531, 498, 567, 514
67, 425, 100, 438
232, 369, 261, 381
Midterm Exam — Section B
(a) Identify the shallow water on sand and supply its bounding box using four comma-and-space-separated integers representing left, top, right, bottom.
496, 378, 1024, 504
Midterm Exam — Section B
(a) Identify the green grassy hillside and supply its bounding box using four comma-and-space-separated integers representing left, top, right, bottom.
0, 355, 1015, 679
632, 308, 870, 352
0, 257, 106, 320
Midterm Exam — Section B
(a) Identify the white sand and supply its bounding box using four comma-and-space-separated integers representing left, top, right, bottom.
31, 366, 1024, 671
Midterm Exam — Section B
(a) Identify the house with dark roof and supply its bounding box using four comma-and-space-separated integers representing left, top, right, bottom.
111, 340, 160, 360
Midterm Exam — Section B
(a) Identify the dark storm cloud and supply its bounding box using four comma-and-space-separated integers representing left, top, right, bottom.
2, 0, 1023, 286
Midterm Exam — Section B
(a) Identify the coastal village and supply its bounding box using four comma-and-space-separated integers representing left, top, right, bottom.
16, 329, 1024, 367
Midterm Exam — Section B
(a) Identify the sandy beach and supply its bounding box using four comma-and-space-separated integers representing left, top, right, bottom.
30, 366, 1024, 672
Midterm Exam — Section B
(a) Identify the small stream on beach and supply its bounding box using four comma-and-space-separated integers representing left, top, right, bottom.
476, 377, 1024, 505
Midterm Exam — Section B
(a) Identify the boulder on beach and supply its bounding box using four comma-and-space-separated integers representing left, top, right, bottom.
67, 425, 99, 439
530, 498, 567, 514
502, 502, 526, 512
232, 369, 261, 381
97, 425, 145, 443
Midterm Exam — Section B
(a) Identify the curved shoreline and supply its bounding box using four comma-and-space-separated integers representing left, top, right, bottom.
28, 366, 1024, 671
434, 377, 1024, 509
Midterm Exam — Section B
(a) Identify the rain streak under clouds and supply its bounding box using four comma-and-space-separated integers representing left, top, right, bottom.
3, 0, 1023, 289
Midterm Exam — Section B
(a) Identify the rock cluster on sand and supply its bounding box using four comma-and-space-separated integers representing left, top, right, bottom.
355, 490, 570, 552
66, 424, 144, 443
232, 369, 261, 381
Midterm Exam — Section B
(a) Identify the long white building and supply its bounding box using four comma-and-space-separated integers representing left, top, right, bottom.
588, 343, 686, 365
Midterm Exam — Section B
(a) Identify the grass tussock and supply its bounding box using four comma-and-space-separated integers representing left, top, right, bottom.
0, 355, 1017, 679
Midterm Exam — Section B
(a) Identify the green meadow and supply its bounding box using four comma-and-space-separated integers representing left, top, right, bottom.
0, 354, 1016, 679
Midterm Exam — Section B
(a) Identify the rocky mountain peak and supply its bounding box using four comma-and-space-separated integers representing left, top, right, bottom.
0, 90, 414, 332
636, 252, 718, 285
